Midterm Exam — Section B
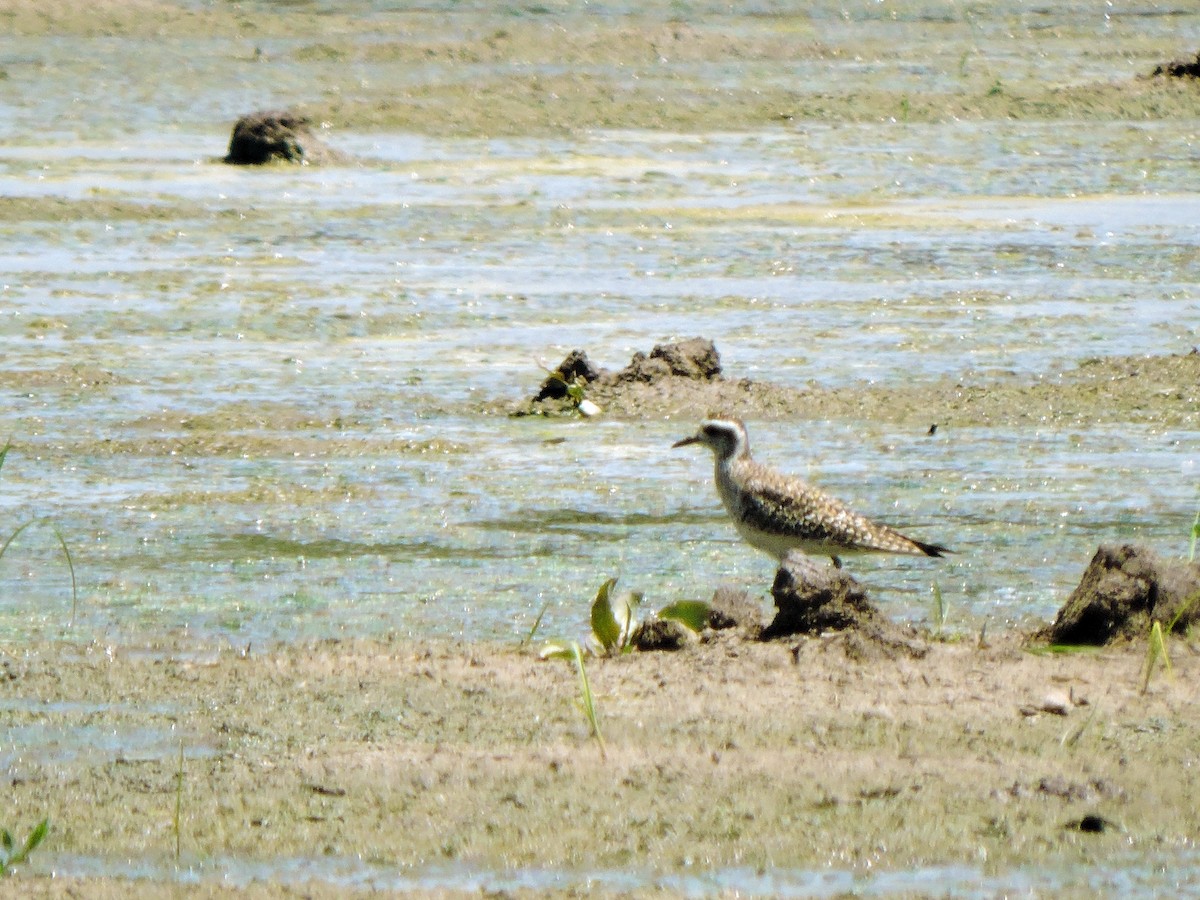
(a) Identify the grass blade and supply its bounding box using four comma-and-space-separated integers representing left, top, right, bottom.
931, 578, 947, 636
571, 641, 605, 759
0, 520, 36, 563
1, 519, 79, 628
1141, 620, 1172, 694
19, 819, 48, 862
49, 523, 79, 628
522, 601, 551, 647
174, 742, 184, 861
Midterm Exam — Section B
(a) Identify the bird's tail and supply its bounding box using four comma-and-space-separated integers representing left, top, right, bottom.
913, 539, 952, 558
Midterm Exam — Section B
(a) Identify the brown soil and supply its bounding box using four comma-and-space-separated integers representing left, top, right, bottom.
511, 345, 1200, 432
3, 632, 1198, 897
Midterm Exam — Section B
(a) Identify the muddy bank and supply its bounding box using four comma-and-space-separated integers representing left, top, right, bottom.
6, 1, 1200, 137
511, 343, 1200, 431
3, 631, 1198, 896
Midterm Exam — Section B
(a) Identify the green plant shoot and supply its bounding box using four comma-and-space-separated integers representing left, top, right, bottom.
1, 818, 49, 877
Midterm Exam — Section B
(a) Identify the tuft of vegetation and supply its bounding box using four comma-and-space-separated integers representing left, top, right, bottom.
0, 440, 79, 626
547, 577, 713, 656
538, 578, 715, 754
1, 819, 49, 877
1189, 509, 1199, 564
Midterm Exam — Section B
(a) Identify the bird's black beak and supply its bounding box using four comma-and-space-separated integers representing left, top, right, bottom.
672, 434, 700, 448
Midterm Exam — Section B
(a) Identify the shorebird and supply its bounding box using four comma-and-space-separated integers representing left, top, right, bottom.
673, 417, 950, 567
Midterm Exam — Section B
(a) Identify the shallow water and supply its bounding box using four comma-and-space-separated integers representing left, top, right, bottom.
1, 125, 1197, 649
2, 1, 1200, 893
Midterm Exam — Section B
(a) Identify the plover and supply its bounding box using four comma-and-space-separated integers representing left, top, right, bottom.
673, 417, 950, 567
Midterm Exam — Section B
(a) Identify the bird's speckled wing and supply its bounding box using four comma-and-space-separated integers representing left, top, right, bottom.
735, 464, 926, 554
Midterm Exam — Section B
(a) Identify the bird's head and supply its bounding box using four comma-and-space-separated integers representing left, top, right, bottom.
672, 418, 750, 460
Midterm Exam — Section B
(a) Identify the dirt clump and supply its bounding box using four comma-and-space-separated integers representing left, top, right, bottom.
707, 584, 766, 636
631, 615, 696, 651
1151, 52, 1200, 79
761, 552, 928, 660
521, 337, 723, 415
617, 338, 722, 383
224, 110, 348, 165
1039, 544, 1200, 645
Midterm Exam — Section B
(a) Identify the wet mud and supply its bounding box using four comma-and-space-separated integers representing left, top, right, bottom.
4, 631, 1200, 897
513, 342, 1200, 431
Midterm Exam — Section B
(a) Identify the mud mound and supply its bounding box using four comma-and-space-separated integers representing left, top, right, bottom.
224, 110, 348, 166
509, 345, 1200, 429
521, 338, 724, 415
1040, 544, 1200, 645
1151, 53, 1200, 79
761, 553, 927, 658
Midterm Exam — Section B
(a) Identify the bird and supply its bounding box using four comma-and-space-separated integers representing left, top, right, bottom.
672, 417, 950, 568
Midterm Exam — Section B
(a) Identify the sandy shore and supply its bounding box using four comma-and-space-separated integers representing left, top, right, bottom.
3, 628, 1199, 896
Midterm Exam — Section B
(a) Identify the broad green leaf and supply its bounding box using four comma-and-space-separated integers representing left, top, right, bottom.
590, 578, 622, 652
21, 819, 48, 858
539, 640, 579, 661
657, 600, 713, 633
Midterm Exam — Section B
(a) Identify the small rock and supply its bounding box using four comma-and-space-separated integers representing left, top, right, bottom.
1068, 814, 1117, 834
1039, 690, 1073, 716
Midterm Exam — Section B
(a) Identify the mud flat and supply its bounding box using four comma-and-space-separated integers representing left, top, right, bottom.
514, 342, 1200, 431
3, 626, 1199, 897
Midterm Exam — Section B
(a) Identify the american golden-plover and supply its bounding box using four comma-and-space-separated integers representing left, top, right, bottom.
673, 417, 950, 567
